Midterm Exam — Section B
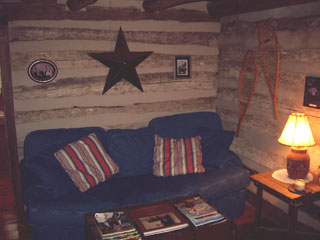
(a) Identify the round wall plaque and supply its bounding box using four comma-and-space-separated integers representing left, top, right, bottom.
28, 59, 58, 83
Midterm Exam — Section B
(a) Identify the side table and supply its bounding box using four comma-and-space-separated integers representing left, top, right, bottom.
250, 171, 320, 240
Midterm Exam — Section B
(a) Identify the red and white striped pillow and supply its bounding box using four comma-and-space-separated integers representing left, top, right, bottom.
153, 134, 205, 177
54, 133, 119, 192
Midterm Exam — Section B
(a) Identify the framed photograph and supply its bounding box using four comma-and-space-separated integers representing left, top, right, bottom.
303, 76, 320, 109
28, 59, 58, 83
175, 56, 190, 78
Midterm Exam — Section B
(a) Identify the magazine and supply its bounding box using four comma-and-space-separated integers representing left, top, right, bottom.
127, 203, 189, 236
102, 231, 142, 240
175, 196, 226, 227
94, 211, 140, 239
101, 231, 141, 240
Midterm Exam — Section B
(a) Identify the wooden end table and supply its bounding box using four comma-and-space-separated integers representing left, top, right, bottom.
85, 195, 233, 240
250, 170, 320, 240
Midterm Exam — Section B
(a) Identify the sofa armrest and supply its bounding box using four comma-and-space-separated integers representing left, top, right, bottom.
219, 150, 243, 169
20, 160, 55, 205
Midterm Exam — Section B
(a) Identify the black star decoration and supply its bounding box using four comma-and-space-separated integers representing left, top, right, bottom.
88, 27, 153, 95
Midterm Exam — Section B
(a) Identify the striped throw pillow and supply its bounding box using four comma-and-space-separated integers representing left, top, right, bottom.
153, 134, 205, 177
54, 133, 119, 192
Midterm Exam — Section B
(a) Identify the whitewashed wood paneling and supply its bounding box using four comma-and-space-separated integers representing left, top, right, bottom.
9, 3, 220, 158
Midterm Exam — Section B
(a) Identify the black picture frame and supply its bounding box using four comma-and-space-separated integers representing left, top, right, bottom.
303, 76, 320, 109
28, 59, 58, 83
175, 56, 190, 78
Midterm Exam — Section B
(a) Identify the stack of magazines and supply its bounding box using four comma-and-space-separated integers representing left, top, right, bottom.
94, 211, 141, 240
175, 196, 226, 227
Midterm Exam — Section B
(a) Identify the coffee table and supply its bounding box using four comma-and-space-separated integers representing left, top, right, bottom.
85, 195, 233, 240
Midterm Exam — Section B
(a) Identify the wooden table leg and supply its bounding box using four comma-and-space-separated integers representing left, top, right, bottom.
288, 203, 298, 240
255, 186, 263, 228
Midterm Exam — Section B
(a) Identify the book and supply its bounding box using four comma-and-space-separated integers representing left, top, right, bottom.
94, 211, 141, 239
174, 196, 226, 227
127, 203, 189, 236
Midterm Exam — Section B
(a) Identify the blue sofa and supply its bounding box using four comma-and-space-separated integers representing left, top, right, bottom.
20, 112, 250, 240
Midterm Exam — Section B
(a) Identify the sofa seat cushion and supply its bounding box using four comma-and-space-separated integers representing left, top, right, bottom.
26, 166, 250, 227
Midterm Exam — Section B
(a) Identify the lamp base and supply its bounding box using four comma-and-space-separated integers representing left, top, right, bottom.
287, 148, 310, 179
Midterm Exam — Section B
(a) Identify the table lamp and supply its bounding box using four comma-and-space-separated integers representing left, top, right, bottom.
278, 112, 315, 179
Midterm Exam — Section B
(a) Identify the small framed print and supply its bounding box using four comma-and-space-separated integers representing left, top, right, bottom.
175, 56, 190, 78
303, 76, 320, 109
28, 59, 58, 83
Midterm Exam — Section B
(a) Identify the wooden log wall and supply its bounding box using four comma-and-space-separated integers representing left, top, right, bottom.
217, 2, 320, 229
8, 0, 220, 158
217, 2, 320, 174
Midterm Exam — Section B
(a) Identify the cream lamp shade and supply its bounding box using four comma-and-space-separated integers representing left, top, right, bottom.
278, 112, 315, 148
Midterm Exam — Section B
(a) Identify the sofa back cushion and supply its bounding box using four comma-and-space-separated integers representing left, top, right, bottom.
148, 112, 238, 169
198, 128, 236, 169
23, 144, 80, 198
24, 127, 107, 160
23, 127, 108, 198
105, 127, 155, 178
148, 112, 223, 138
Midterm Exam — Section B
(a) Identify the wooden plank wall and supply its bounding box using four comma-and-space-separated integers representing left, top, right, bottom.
217, 2, 320, 175
217, 2, 320, 229
7, 0, 220, 158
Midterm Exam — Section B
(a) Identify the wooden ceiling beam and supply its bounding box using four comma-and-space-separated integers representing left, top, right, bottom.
143, 0, 219, 12
66, 0, 97, 11
207, 0, 320, 19
143, 0, 319, 19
